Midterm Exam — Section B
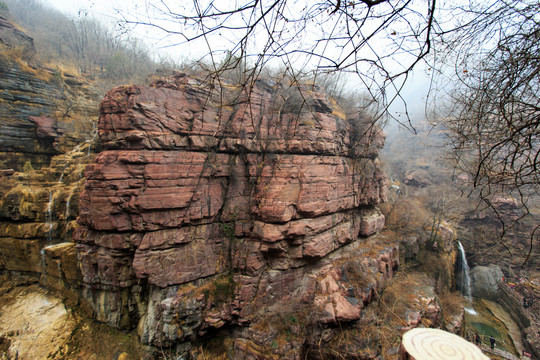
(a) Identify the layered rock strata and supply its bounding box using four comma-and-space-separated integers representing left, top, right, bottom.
0, 17, 98, 298
75, 74, 391, 357
0, 16, 98, 171
0, 147, 95, 293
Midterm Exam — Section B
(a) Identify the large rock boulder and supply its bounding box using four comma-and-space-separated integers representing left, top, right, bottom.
470, 265, 504, 300
74, 73, 391, 357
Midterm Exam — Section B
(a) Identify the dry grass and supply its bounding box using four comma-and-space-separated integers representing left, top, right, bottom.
343, 260, 371, 289
0, 46, 52, 81
191, 337, 234, 360
439, 291, 465, 322
380, 197, 431, 236
315, 314, 402, 360
42, 61, 80, 78
380, 274, 426, 323
329, 97, 346, 119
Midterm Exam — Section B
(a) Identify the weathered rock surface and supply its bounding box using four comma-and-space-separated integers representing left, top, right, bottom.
497, 283, 539, 359
385, 273, 442, 331
460, 195, 539, 274
0, 148, 95, 277
0, 17, 98, 306
0, 16, 99, 171
0, 15, 35, 58
0, 284, 74, 360
74, 73, 391, 358
470, 265, 504, 300
0, 282, 149, 360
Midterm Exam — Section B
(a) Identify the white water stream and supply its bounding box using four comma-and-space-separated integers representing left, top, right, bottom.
457, 241, 477, 315
46, 191, 54, 242
458, 241, 472, 299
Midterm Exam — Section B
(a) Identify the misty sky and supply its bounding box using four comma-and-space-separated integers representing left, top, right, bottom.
47, 0, 116, 16
44, 0, 432, 123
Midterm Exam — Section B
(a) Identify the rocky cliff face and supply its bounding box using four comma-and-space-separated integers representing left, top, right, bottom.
0, 17, 98, 294
0, 15, 98, 171
73, 73, 396, 358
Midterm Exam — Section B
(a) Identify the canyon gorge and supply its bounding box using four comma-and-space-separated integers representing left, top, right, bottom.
0, 13, 538, 360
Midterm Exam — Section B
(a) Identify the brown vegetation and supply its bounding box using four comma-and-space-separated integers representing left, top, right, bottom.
2, 0, 178, 90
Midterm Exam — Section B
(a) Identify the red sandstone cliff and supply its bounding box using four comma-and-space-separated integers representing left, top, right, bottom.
73, 73, 396, 358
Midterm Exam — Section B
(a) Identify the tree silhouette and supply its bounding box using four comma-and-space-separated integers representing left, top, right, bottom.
432, 0, 539, 263
118, 0, 437, 125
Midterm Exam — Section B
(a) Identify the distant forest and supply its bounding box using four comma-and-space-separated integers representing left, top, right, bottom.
1, 0, 176, 84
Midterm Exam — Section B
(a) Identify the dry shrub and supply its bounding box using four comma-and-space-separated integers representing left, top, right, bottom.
380, 274, 424, 324
0, 46, 52, 81
378, 271, 442, 331
319, 327, 382, 359
418, 251, 456, 294
439, 292, 464, 322
343, 260, 371, 289
191, 337, 234, 360
380, 197, 431, 235
253, 300, 310, 337
315, 312, 401, 359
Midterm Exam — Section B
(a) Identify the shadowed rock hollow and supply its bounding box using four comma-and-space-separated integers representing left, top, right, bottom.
73, 73, 395, 358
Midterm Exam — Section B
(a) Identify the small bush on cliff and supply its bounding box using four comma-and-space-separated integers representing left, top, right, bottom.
201, 273, 236, 305
439, 292, 464, 324
22, 160, 33, 172
380, 197, 430, 236
343, 261, 370, 289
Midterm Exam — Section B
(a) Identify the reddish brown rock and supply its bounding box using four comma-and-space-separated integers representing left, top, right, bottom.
359, 206, 385, 236
97, 77, 352, 156
29, 115, 62, 139
133, 224, 231, 287
75, 73, 391, 357
77, 244, 135, 287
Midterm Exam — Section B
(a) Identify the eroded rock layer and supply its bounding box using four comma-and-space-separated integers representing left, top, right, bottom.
75, 74, 392, 357
0, 15, 98, 171
0, 17, 99, 307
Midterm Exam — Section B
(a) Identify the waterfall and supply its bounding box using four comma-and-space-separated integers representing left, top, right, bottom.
65, 187, 74, 220
40, 247, 47, 285
457, 241, 472, 300
46, 191, 54, 242
87, 121, 97, 155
